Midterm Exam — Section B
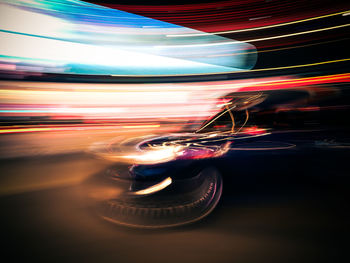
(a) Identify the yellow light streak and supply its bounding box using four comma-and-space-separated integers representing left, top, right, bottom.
166, 10, 350, 37
252, 72, 350, 87
225, 104, 235, 133
0, 127, 53, 133
238, 58, 350, 73
160, 24, 350, 48
245, 24, 350, 43
133, 177, 172, 195
196, 105, 237, 133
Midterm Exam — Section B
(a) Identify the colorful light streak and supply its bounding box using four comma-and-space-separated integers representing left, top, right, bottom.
0, 73, 349, 132
0, 124, 163, 134
0, 0, 256, 75
101, 0, 349, 33
165, 10, 350, 36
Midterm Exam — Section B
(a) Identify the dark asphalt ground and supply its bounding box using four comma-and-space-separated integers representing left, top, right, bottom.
1, 139, 349, 263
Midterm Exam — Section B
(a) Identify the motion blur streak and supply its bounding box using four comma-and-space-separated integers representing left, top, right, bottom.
242, 24, 350, 43
0, 124, 161, 134
101, 0, 349, 32
133, 177, 172, 195
157, 23, 350, 48
0, 0, 256, 75
0, 73, 350, 122
165, 10, 350, 36
1, 73, 348, 128
0, 0, 349, 260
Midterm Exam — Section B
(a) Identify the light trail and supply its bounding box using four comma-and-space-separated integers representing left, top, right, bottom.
166, 10, 350, 37
133, 177, 172, 195
0, 124, 162, 134
110, 58, 350, 77
159, 24, 350, 48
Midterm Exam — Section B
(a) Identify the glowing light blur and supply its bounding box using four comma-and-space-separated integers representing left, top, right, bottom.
0, 73, 349, 131
121, 146, 181, 165
0, 0, 257, 75
133, 177, 172, 195
0, 0, 348, 163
